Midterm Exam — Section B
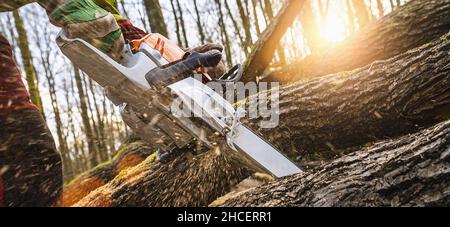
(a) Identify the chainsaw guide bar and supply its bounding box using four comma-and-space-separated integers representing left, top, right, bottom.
57, 32, 302, 178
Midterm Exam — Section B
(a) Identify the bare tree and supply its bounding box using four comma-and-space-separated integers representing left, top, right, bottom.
13, 10, 45, 116
142, 0, 169, 37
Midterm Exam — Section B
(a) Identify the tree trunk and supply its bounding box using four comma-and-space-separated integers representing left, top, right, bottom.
62, 142, 156, 207
376, 0, 385, 17
142, 0, 169, 37
81, 73, 103, 163
351, 0, 370, 28
345, 0, 356, 34
87, 78, 108, 162
175, 0, 189, 47
236, 0, 253, 53
215, 0, 233, 67
299, 0, 321, 53
69, 73, 88, 173
13, 10, 45, 116
40, 44, 73, 181
224, 0, 246, 54
271, 0, 450, 83
118, 0, 129, 19
193, 0, 206, 43
72, 147, 252, 207
243, 0, 306, 82
169, 0, 182, 46
74, 67, 99, 168
389, 0, 395, 10
68, 31, 450, 208
249, 31, 450, 161
251, 0, 261, 35
217, 119, 450, 207
261, 0, 287, 65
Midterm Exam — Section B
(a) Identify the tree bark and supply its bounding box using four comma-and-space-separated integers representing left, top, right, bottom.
271, 0, 450, 83
242, 0, 306, 82
261, 0, 287, 65
68, 30, 450, 208
224, 0, 246, 53
87, 78, 108, 160
376, 0, 385, 17
215, 0, 233, 66
351, 0, 371, 28
251, 0, 261, 35
142, 0, 169, 37
299, 0, 321, 53
236, 0, 253, 53
39, 37, 73, 181
62, 142, 156, 207
72, 147, 252, 207
175, 0, 189, 47
169, 0, 182, 46
217, 120, 450, 207
74, 67, 99, 168
13, 10, 45, 116
249, 31, 450, 161
193, 0, 206, 43
345, 0, 356, 34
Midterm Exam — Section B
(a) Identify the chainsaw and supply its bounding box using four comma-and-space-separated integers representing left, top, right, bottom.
56, 32, 302, 178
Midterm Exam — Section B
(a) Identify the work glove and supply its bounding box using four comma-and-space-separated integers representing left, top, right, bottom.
187, 43, 227, 80
42, 0, 126, 61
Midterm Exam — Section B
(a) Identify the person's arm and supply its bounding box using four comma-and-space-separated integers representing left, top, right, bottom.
42, 0, 125, 60
0, 0, 126, 60
0, 0, 71, 13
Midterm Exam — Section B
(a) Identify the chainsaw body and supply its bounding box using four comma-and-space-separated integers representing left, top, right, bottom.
57, 32, 302, 178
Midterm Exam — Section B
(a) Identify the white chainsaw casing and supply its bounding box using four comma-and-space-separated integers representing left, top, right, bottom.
56, 32, 302, 178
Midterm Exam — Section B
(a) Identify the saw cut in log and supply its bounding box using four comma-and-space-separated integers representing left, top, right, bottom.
269, 0, 450, 83
72, 150, 252, 207
216, 120, 450, 207
62, 142, 156, 207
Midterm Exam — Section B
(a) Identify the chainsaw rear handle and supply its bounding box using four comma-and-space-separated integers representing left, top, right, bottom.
145, 49, 223, 88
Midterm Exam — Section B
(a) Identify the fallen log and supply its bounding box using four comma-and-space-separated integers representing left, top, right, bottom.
250, 31, 450, 161
270, 0, 450, 83
62, 142, 155, 207
73, 150, 252, 207
71, 31, 450, 207
216, 120, 450, 207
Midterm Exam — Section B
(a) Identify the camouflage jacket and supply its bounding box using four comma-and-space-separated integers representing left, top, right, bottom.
0, 0, 119, 14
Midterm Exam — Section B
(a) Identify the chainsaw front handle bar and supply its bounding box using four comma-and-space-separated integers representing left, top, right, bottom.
145, 50, 223, 88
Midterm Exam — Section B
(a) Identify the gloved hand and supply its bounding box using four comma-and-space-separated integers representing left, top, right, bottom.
42, 0, 126, 61
186, 43, 227, 80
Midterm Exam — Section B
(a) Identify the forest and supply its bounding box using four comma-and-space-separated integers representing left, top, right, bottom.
0, 0, 449, 207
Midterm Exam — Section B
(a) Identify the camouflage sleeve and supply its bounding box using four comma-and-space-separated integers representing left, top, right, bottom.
0, 0, 36, 12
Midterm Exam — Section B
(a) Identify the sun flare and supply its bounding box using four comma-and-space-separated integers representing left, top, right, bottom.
321, 22, 347, 43
320, 17, 347, 43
